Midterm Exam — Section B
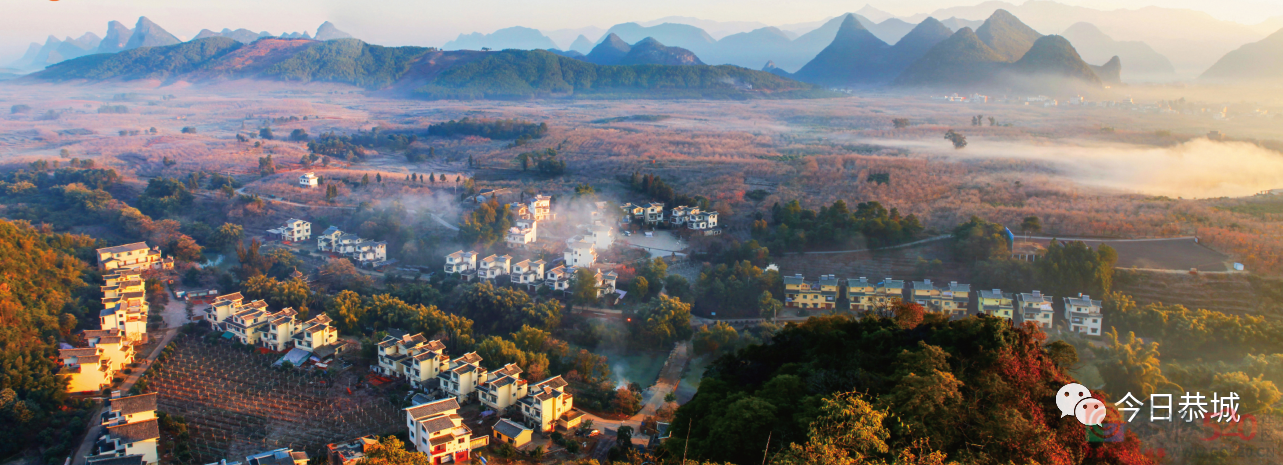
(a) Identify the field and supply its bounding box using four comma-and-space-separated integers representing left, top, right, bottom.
148, 335, 403, 462
1030, 237, 1232, 272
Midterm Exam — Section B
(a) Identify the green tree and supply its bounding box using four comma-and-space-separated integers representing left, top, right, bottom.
892, 118, 910, 129
692, 321, 739, 355
571, 268, 600, 304
630, 277, 649, 302
1020, 216, 1041, 237
758, 290, 782, 320
1097, 328, 1181, 399
289, 129, 309, 141
944, 129, 966, 149
631, 295, 693, 348
950, 216, 1009, 263
259, 127, 274, 140
356, 436, 430, 465
209, 222, 243, 251
772, 391, 892, 465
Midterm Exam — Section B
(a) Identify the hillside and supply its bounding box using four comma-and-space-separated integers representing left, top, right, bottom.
620, 37, 704, 66
36, 37, 244, 81
411, 49, 818, 99
585, 33, 632, 65
1009, 34, 1103, 85
1061, 22, 1175, 81
792, 14, 892, 86
1200, 27, 1283, 83
314, 21, 353, 41
975, 9, 1043, 61
97, 20, 132, 53
27, 38, 817, 100
194, 28, 270, 44
569, 35, 594, 54
884, 17, 956, 76
1090, 55, 1122, 84
893, 27, 1005, 87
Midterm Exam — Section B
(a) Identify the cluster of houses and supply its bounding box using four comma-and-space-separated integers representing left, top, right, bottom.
375, 330, 584, 455
619, 202, 720, 235
316, 225, 388, 265
204, 292, 345, 361
267, 218, 312, 243
503, 195, 554, 249
785, 275, 1104, 335
60, 243, 173, 393
444, 250, 618, 298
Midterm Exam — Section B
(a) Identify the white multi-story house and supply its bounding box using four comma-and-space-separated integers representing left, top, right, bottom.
1064, 294, 1103, 335
316, 226, 345, 252
519, 376, 584, 433
99, 269, 149, 344
82, 329, 135, 373
299, 172, 319, 188
588, 224, 613, 250
528, 195, 553, 221
101, 392, 156, 427
1016, 290, 1055, 329
206, 294, 341, 355
620, 203, 645, 223
506, 218, 537, 248
90, 417, 159, 465
644, 202, 665, 224
95, 242, 173, 271
875, 278, 905, 309
445, 250, 479, 279
687, 210, 718, 230
269, 219, 312, 243
349, 240, 387, 263
478, 254, 512, 281
439, 352, 488, 403
545, 266, 572, 291
59, 347, 114, 393
565, 240, 596, 268
404, 398, 486, 462
941, 281, 971, 318
479, 363, 529, 411
510, 260, 546, 289
377, 332, 449, 389
668, 206, 698, 227
846, 278, 876, 312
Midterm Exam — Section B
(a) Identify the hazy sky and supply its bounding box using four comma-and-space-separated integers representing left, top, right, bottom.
4, 0, 1282, 63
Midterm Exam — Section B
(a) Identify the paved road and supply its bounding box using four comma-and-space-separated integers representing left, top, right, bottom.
69, 328, 180, 465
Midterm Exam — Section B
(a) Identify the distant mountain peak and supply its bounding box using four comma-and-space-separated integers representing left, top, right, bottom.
315, 21, 353, 41
585, 33, 632, 65
97, 20, 133, 53
569, 34, 594, 54
1010, 34, 1102, 85
856, 4, 896, 23
975, 8, 1042, 61
793, 13, 893, 86
124, 16, 181, 50
620, 37, 704, 66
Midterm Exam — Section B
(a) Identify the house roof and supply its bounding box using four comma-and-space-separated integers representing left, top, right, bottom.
106, 418, 160, 443
87, 455, 145, 465
419, 416, 457, 435
405, 398, 460, 420
978, 289, 1010, 300
60, 348, 100, 358
97, 242, 149, 255
494, 363, 522, 377
109, 393, 158, 416
534, 375, 568, 390
83, 329, 123, 338
454, 352, 482, 364
215, 292, 245, 302
493, 419, 530, 438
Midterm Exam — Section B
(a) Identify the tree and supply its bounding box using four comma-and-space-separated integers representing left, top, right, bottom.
944, 129, 966, 149
892, 118, 910, 129
571, 268, 600, 304
630, 295, 693, 348
209, 222, 244, 251
325, 184, 339, 201
1097, 328, 1181, 399
376, 173, 382, 183
630, 277, 649, 302
259, 127, 274, 140
1020, 216, 1041, 238
289, 129, 309, 141
259, 155, 276, 175
59, 148, 70, 158
890, 301, 925, 329
950, 216, 1009, 263
356, 436, 430, 465
758, 290, 782, 320
181, 126, 197, 134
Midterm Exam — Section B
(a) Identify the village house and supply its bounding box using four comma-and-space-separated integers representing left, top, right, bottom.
101, 392, 157, 427
95, 242, 173, 271
589, 224, 614, 250
290, 314, 342, 356
520, 375, 584, 433
478, 254, 513, 281
906, 279, 944, 312
619, 203, 645, 224
492, 419, 534, 449
348, 239, 388, 264
875, 278, 906, 309
316, 226, 345, 252
376, 333, 448, 390
100, 269, 149, 344
268, 219, 312, 243
206, 294, 341, 356
478, 363, 529, 411
506, 218, 538, 248
544, 265, 572, 291
90, 417, 159, 465
59, 347, 114, 393
941, 281, 971, 318
644, 202, 665, 225
846, 278, 876, 312
326, 436, 378, 465
440, 352, 488, 403
784, 274, 839, 310
444, 250, 479, 279
244, 448, 309, 465
977, 289, 1015, 320
509, 259, 546, 289
82, 329, 135, 372
564, 239, 596, 268
299, 172, 319, 188
1016, 290, 1055, 329
528, 195, 553, 221
403, 398, 486, 463
687, 210, 718, 231
1064, 294, 1103, 335
668, 206, 698, 227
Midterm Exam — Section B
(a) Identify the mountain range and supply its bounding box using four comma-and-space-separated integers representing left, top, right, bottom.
24, 37, 814, 100
8, 18, 354, 71
1059, 22, 1174, 81
443, 26, 559, 51
584, 35, 704, 66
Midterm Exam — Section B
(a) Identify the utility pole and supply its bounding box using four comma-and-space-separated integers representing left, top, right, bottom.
761, 431, 772, 465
